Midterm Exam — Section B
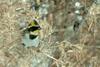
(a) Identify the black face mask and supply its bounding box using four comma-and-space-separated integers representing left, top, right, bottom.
29, 34, 37, 40
27, 26, 41, 32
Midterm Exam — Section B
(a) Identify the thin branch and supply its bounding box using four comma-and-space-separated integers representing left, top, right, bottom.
42, 52, 66, 64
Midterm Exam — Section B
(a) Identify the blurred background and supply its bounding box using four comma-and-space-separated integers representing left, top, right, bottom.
0, 0, 100, 67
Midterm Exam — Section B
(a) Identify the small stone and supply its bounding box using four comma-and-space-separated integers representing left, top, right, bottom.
77, 15, 83, 21
19, 20, 27, 29
75, 2, 81, 7
75, 10, 80, 14
95, 0, 100, 4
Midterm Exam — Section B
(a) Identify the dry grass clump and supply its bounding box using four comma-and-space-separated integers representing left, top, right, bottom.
50, 41, 100, 67
0, 2, 28, 67
0, 1, 100, 67
49, 3, 100, 67
0, 1, 54, 67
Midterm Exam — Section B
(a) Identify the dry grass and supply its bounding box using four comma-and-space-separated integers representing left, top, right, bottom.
0, 1, 100, 67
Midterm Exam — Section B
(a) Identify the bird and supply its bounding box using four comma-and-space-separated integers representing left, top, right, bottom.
22, 19, 41, 48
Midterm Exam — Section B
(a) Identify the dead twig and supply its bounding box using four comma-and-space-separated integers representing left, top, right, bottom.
42, 52, 66, 65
